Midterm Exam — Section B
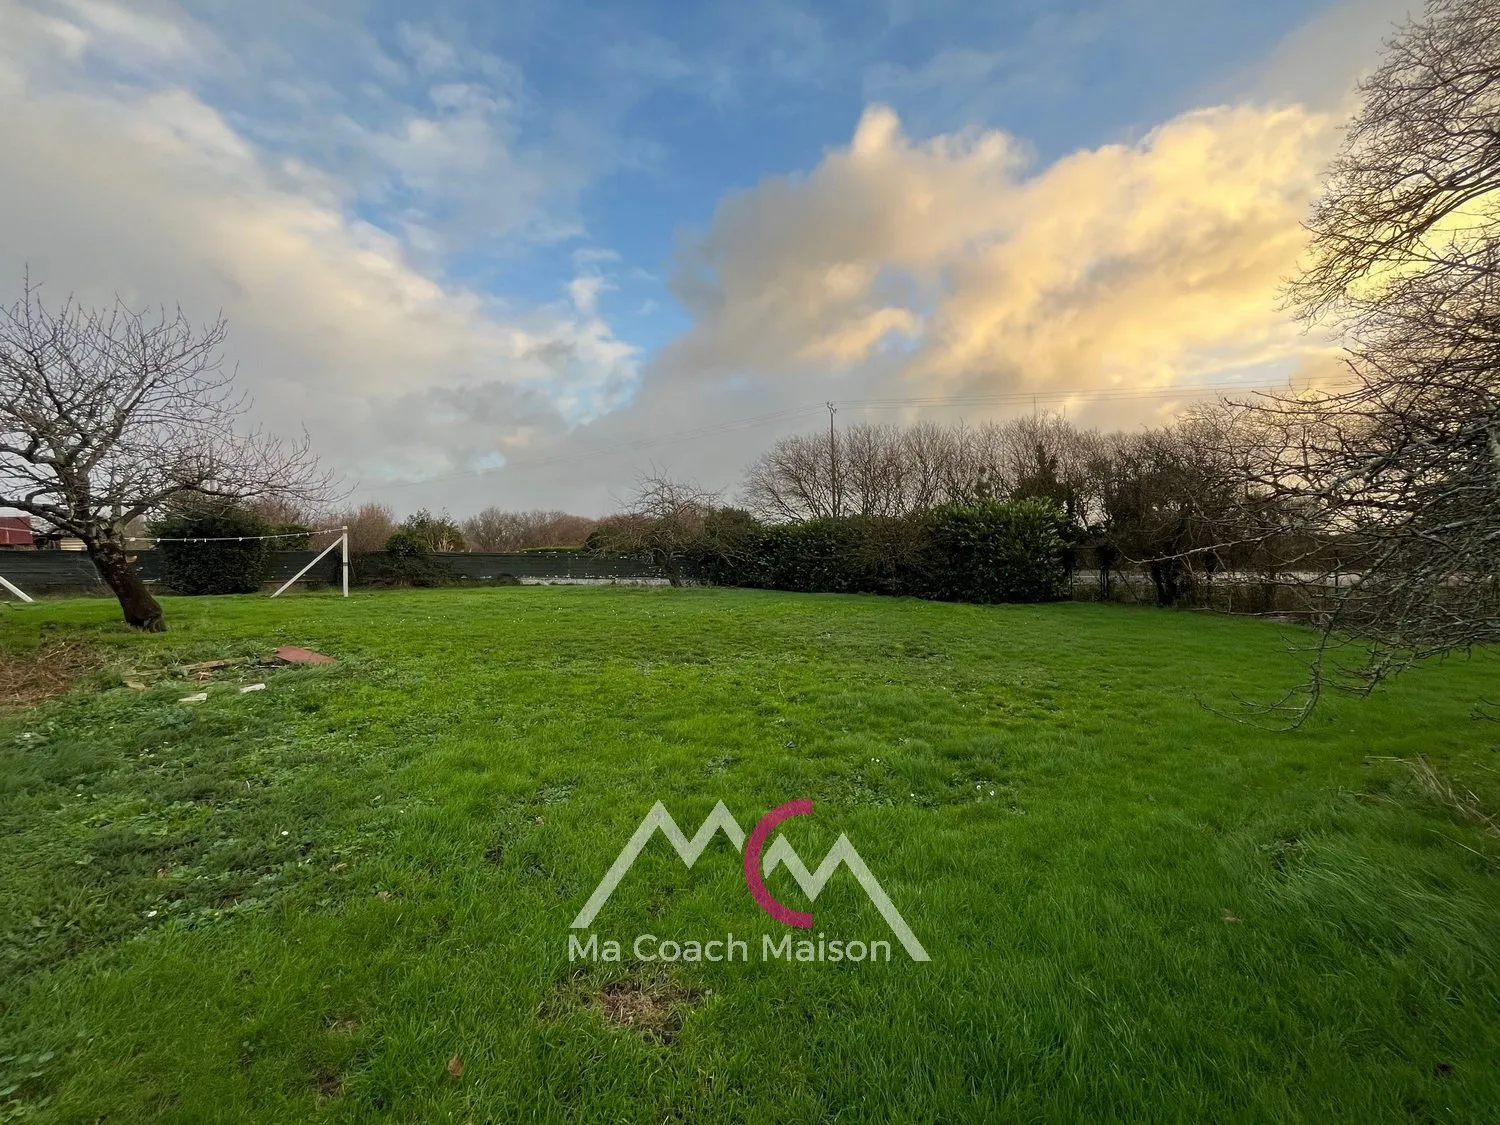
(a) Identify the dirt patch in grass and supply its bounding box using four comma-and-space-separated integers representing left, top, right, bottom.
0, 640, 104, 708
543, 968, 705, 1045
591, 979, 704, 1042
312, 1067, 344, 1100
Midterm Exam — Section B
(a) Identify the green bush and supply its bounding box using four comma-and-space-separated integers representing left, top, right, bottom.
918, 499, 1069, 603
151, 503, 274, 595
384, 529, 428, 557
393, 509, 465, 552
273, 524, 315, 550
363, 534, 448, 586
700, 500, 1067, 604
685, 508, 764, 585
748, 517, 908, 594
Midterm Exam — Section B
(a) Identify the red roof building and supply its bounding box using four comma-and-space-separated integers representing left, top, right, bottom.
0, 517, 36, 548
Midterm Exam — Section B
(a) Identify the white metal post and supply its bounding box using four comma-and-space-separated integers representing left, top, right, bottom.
271, 534, 345, 598
0, 573, 34, 603
341, 529, 349, 598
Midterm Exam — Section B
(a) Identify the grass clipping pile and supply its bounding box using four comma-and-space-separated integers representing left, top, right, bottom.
0, 641, 102, 709
0, 640, 337, 711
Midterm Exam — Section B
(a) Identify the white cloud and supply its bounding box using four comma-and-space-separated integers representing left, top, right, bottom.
655, 100, 1341, 404
446, 92, 1353, 516
52, 0, 202, 64
568, 275, 610, 316
0, 0, 637, 501
0, 0, 1401, 518
395, 22, 459, 75
1209, 0, 1421, 110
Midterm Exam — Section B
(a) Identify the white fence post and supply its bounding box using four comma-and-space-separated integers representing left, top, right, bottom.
341, 529, 349, 598
270, 535, 346, 598
0, 573, 34, 603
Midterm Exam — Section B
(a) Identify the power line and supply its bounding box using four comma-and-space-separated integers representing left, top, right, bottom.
364, 375, 1346, 493
839, 375, 1351, 411
373, 403, 828, 491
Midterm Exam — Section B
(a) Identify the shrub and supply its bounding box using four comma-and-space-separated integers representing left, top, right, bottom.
384, 529, 428, 557
356, 551, 448, 587
394, 509, 465, 552
274, 524, 315, 550
151, 503, 274, 594
918, 499, 1070, 603
685, 508, 763, 585
749, 517, 896, 594
365, 532, 447, 586
701, 500, 1068, 604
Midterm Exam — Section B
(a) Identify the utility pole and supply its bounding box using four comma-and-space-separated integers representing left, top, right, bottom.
826, 401, 839, 519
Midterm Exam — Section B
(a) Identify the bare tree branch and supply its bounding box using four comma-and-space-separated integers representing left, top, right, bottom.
0, 275, 337, 629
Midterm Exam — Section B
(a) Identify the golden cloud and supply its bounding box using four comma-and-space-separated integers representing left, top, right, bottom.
670, 101, 1346, 399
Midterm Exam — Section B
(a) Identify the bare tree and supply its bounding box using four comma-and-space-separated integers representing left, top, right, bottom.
325, 501, 397, 554
744, 423, 963, 520
1202, 0, 1500, 717
741, 414, 1106, 523
594, 468, 725, 585
742, 432, 841, 521
463, 507, 520, 552
1096, 421, 1246, 606
462, 507, 598, 552
840, 424, 908, 516
0, 280, 331, 629
247, 494, 307, 526
902, 420, 959, 510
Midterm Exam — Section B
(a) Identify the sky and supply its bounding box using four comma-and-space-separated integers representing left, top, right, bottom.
0, 0, 1420, 518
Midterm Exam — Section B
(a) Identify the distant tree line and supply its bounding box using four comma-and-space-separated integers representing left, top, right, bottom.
461, 507, 598, 552
737, 413, 1271, 608
230, 502, 602, 556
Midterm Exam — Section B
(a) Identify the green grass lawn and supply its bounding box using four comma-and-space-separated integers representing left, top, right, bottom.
1, 587, 1498, 1122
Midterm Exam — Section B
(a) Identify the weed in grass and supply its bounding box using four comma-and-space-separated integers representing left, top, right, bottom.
703, 753, 736, 777
1378, 755, 1500, 837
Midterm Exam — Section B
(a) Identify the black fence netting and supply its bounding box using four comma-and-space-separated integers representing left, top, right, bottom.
0, 550, 665, 592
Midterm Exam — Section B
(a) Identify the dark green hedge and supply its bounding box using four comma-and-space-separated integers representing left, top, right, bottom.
920, 499, 1070, 603
152, 505, 275, 595
355, 550, 452, 587
692, 499, 1069, 604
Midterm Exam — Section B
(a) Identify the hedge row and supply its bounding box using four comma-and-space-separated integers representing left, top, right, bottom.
154, 506, 312, 595
696, 499, 1070, 604
146, 499, 1068, 603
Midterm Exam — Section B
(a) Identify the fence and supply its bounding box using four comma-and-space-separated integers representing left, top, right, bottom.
0, 547, 1339, 617
1066, 565, 1347, 617
0, 550, 666, 593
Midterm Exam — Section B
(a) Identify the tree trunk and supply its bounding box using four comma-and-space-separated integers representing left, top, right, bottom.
654, 548, 684, 587
87, 535, 166, 631
1096, 543, 1117, 600
1149, 559, 1182, 607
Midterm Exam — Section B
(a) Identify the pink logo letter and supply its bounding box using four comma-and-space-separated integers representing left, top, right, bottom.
743, 799, 814, 928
